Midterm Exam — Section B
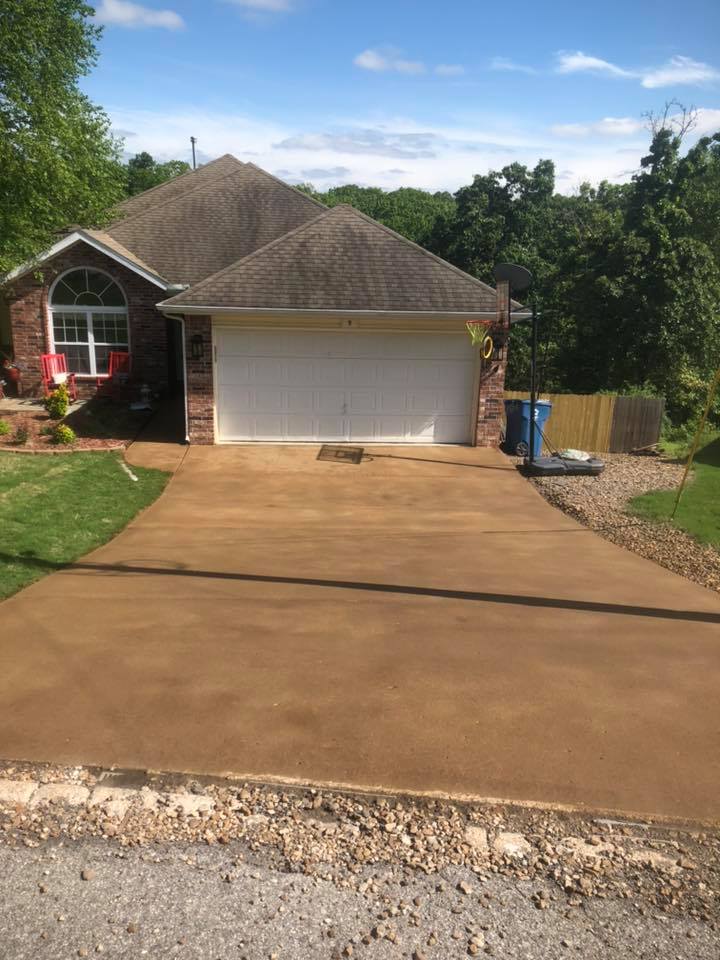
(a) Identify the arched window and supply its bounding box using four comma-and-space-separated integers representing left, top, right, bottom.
49, 268, 128, 376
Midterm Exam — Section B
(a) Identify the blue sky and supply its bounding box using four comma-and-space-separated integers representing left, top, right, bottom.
86, 0, 720, 193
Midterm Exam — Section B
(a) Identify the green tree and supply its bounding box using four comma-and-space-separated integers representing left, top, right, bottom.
0, 0, 125, 273
124, 151, 191, 196
308, 184, 455, 250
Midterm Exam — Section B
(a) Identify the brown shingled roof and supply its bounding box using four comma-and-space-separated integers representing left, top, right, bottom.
83, 229, 169, 282
160, 204, 498, 314
106, 161, 326, 286
115, 154, 246, 221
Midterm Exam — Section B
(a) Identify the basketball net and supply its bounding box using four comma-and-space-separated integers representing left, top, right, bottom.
466, 320, 494, 360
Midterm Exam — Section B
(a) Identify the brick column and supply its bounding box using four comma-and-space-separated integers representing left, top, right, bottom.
475, 279, 509, 447
7, 279, 49, 395
184, 315, 214, 444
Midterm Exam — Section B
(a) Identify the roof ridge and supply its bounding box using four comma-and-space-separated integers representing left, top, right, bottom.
116, 154, 244, 216
243, 163, 328, 212
110, 158, 249, 230
160, 206, 335, 303
332, 204, 499, 298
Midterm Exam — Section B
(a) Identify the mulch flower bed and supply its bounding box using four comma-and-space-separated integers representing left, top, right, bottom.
0, 400, 152, 452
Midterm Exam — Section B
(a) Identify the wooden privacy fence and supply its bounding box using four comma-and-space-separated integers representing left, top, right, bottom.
503, 392, 664, 453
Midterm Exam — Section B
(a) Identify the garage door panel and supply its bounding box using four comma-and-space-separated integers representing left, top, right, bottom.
217, 357, 251, 384
285, 416, 316, 440
317, 417, 346, 440
218, 386, 254, 412
214, 329, 474, 443
378, 360, 410, 385
346, 359, 378, 386
286, 359, 315, 386
348, 390, 380, 414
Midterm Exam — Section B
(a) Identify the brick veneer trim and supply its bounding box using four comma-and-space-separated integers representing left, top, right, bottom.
184, 315, 214, 444
474, 279, 510, 447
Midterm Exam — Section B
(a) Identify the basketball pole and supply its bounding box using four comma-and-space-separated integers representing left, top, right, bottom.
529, 300, 538, 465
671, 365, 720, 519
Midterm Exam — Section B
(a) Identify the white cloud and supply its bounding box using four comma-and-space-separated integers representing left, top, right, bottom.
94, 0, 184, 29
551, 116, 644, 138
490, 56, 536, 75
435, 64, 465, 76
107, 104, 720, 197
354, 48, 426, 75
555, 50, 720, 89
224, 0, 292, 10
641, 55, 720, 88
556, 51, 634, 78
551, 106, 720, 141
694, 107, 720, 134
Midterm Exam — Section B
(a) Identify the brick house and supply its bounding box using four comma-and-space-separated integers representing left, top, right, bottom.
1, 155, 510, 446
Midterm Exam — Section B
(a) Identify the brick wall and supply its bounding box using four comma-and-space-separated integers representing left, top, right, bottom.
3, 244, 168, 396
475, 279, 510, 447
184, 315, 214, 444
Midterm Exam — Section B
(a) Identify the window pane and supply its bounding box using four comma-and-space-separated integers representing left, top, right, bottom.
87, 270, 110, 297
56, 344, 91, 374
100, 283, 126, 307
51, 280, 77, 306
76, 291, 102, 306
63, 270, 87, 297
95, 345, 128, 375
92, 312, 128, 344
51, 270, 125, 307
53, 311, 88, 343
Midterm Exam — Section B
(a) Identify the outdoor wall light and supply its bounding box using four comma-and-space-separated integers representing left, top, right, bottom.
490, 332, 508, 363
190, 334, 204, 360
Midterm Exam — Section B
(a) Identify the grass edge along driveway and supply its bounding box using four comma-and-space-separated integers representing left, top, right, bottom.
0, 451, 169, 601
630, 435, 720, 549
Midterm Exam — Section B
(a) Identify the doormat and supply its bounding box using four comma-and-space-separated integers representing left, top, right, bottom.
317, 445, 365, 465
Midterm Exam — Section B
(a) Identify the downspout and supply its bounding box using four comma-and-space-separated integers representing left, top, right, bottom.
165, 312, 190, 444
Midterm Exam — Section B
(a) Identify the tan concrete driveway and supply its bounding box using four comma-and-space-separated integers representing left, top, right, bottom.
1, 443, 719, 821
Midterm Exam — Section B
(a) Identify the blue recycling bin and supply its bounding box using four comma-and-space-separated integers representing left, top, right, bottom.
504, 399, 552, 457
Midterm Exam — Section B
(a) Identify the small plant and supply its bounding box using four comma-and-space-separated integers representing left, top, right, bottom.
43, 383, 70, 420
39, 424, 54, 436
51, 424, 76, 446
0, 419, 10, 436
13, 426, 29, 446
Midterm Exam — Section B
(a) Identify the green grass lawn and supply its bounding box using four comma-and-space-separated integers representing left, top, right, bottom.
630, 435, 720, 549
0, 451, 169, 600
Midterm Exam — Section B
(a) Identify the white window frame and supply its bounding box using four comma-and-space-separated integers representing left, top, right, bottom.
48, 268, 130, 378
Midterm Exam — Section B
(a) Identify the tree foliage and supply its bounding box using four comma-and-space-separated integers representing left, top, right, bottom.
124, 151, 191, 196
0, 0, 126, 273
309, 121, 720, 424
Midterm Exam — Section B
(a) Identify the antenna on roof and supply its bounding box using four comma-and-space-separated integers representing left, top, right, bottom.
190, 136, 197, 170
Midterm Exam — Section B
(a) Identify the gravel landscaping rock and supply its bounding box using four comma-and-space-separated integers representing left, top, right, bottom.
0, 760, 717, 938
528, 453, 720, 592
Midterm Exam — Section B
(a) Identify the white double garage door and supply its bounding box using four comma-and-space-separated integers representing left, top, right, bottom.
215, 328, 477, 444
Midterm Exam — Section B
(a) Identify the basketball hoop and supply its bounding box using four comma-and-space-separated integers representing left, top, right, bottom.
466, 320, 494, 359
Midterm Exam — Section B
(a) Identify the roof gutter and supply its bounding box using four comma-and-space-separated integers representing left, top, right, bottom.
156, 305, 501, 320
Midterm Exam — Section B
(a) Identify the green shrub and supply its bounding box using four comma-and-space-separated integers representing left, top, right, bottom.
51, 424, 76, 446
13, 426, 29, 446
39, 425, 54, 436
43, 383, 70, 420
0, 419, 10, 436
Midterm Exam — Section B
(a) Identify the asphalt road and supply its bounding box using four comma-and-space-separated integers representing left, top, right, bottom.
1, 839, 716, 960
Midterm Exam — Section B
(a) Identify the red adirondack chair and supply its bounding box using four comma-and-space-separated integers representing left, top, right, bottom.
40, 354, 78, 401
97, 351, 132, 400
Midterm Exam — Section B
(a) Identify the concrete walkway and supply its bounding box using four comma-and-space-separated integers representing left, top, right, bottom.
1, 443, 719, 820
